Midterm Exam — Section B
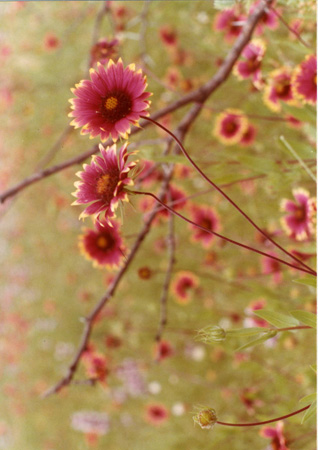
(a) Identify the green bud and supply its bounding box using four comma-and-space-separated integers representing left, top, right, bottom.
193, 407, 217, 430
196, 325, 226, 344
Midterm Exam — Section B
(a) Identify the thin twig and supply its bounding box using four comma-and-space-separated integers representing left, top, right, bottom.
133, 191, 315, 276
269, 6, 311, 48
141, 115, 316, 276
217, 404, 310, 427
155, 186, 176, 344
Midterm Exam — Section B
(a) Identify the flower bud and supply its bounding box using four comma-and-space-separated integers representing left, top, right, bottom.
196, 325, 226, 344
193, 407, 217, 430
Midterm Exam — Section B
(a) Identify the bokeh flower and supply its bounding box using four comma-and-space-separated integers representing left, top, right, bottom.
239, 123, 257, 147
69, 59, 151, 141
72, 143, 137, 224
213, 109, 249, 145
145, 404, 169, 426
234, 39, 266, 85
292, 54, 317, 104
190, 204, 221, 248
159, 25, 178, 47
89, 38, 119, 67
154, 340, 174, 361
263, 67, 295, 112
79, 219, 125, 269
280, 188, 316, 240
82, 351, 109, 383
260, 421, 289, 450
262, 252, 283, 284
213, 8, 245, 42
172, 271, 199, 304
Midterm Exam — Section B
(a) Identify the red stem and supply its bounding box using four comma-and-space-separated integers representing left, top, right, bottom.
140, 115, 316, 277
217, 404, 310, 427
132, 191, 315, 275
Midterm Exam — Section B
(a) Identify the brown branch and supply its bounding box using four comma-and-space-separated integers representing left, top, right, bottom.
155, 187, 176, 344
269, 6, 311, 48
0, 0, 273, 206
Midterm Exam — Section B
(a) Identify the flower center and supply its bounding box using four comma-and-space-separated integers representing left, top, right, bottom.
201, 218, 212, 230
100, 91, 132, 123
275, 80, 290, 97
96, 235, 110, 249
105, 96, 118, 110
295, 206, 305, 221
224, 120, 238, 134
96, 170, 120, 204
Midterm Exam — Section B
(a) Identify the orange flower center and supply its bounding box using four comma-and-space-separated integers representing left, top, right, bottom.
224, 120, 238, 134
105, 96, 118, 110
201, 218, 212, 229
101, 91, 133, 124
96, 171, 120, 204
96, 235, 110, 249
295, 207, 305, 220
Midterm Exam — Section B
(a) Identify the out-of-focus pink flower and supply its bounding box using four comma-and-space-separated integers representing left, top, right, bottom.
262, 252, 283, 284
250, 1, 279, 35
260, 421, 289, 450
79, 219, 125, 269
213, 109, 249, 145
280, 188, 316, 241
292, 55, 317, 104
154, 340, 174, 361
82, 351, 109, 383
145, 404, 169, 426
263, 67, 295, 112
43, 33, 60, 51
159, 25, 178, 47
72, 143, 137, 224
213, 8, 245, 42
69, 59, 151, 142
244, 299, 268, 328
234, 39, 266, 85
189, 204, 221, 248
239, 124, 257, 147
89, 38, 119, 67
172, 271, 199, 304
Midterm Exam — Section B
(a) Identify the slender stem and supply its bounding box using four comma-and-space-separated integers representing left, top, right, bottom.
275, 325, 311, 332
132, 191, 315, 275
217, 404, 309, 427
140, 115, 316, 277
269, 6, 310, 48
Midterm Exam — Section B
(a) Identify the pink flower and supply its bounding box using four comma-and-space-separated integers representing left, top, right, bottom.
79, 219, 125, 269
43, 33, 60, 51
262, 252, 283, 284
280, 188, 316, 241
190, 204, 221, 247
260, 421, 289, 450
69, 59, 151, 142
239, 124, 257, 147
172, 271, 199, 304
292, 55, 317, 104
244, 299, 268, 328
154, 340, 174, 361
250, 1, 279, 35
234, 39, 266, 85
213, 109, 249, 145
263, 67, 295, 112
159, 25, 178, 47
213, 8, 245, 42
145, 404, 169, 426
82, 351, 109, 383
72, 143, 137, 224
89, 38, 119, 67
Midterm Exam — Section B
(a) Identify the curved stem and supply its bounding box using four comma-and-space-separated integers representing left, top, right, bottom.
132, 191, 315, 275
141, 115, 316, 277
217, 405, 309, 427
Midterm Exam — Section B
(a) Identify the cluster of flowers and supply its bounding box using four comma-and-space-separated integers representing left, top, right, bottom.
213, 3, 316, 146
